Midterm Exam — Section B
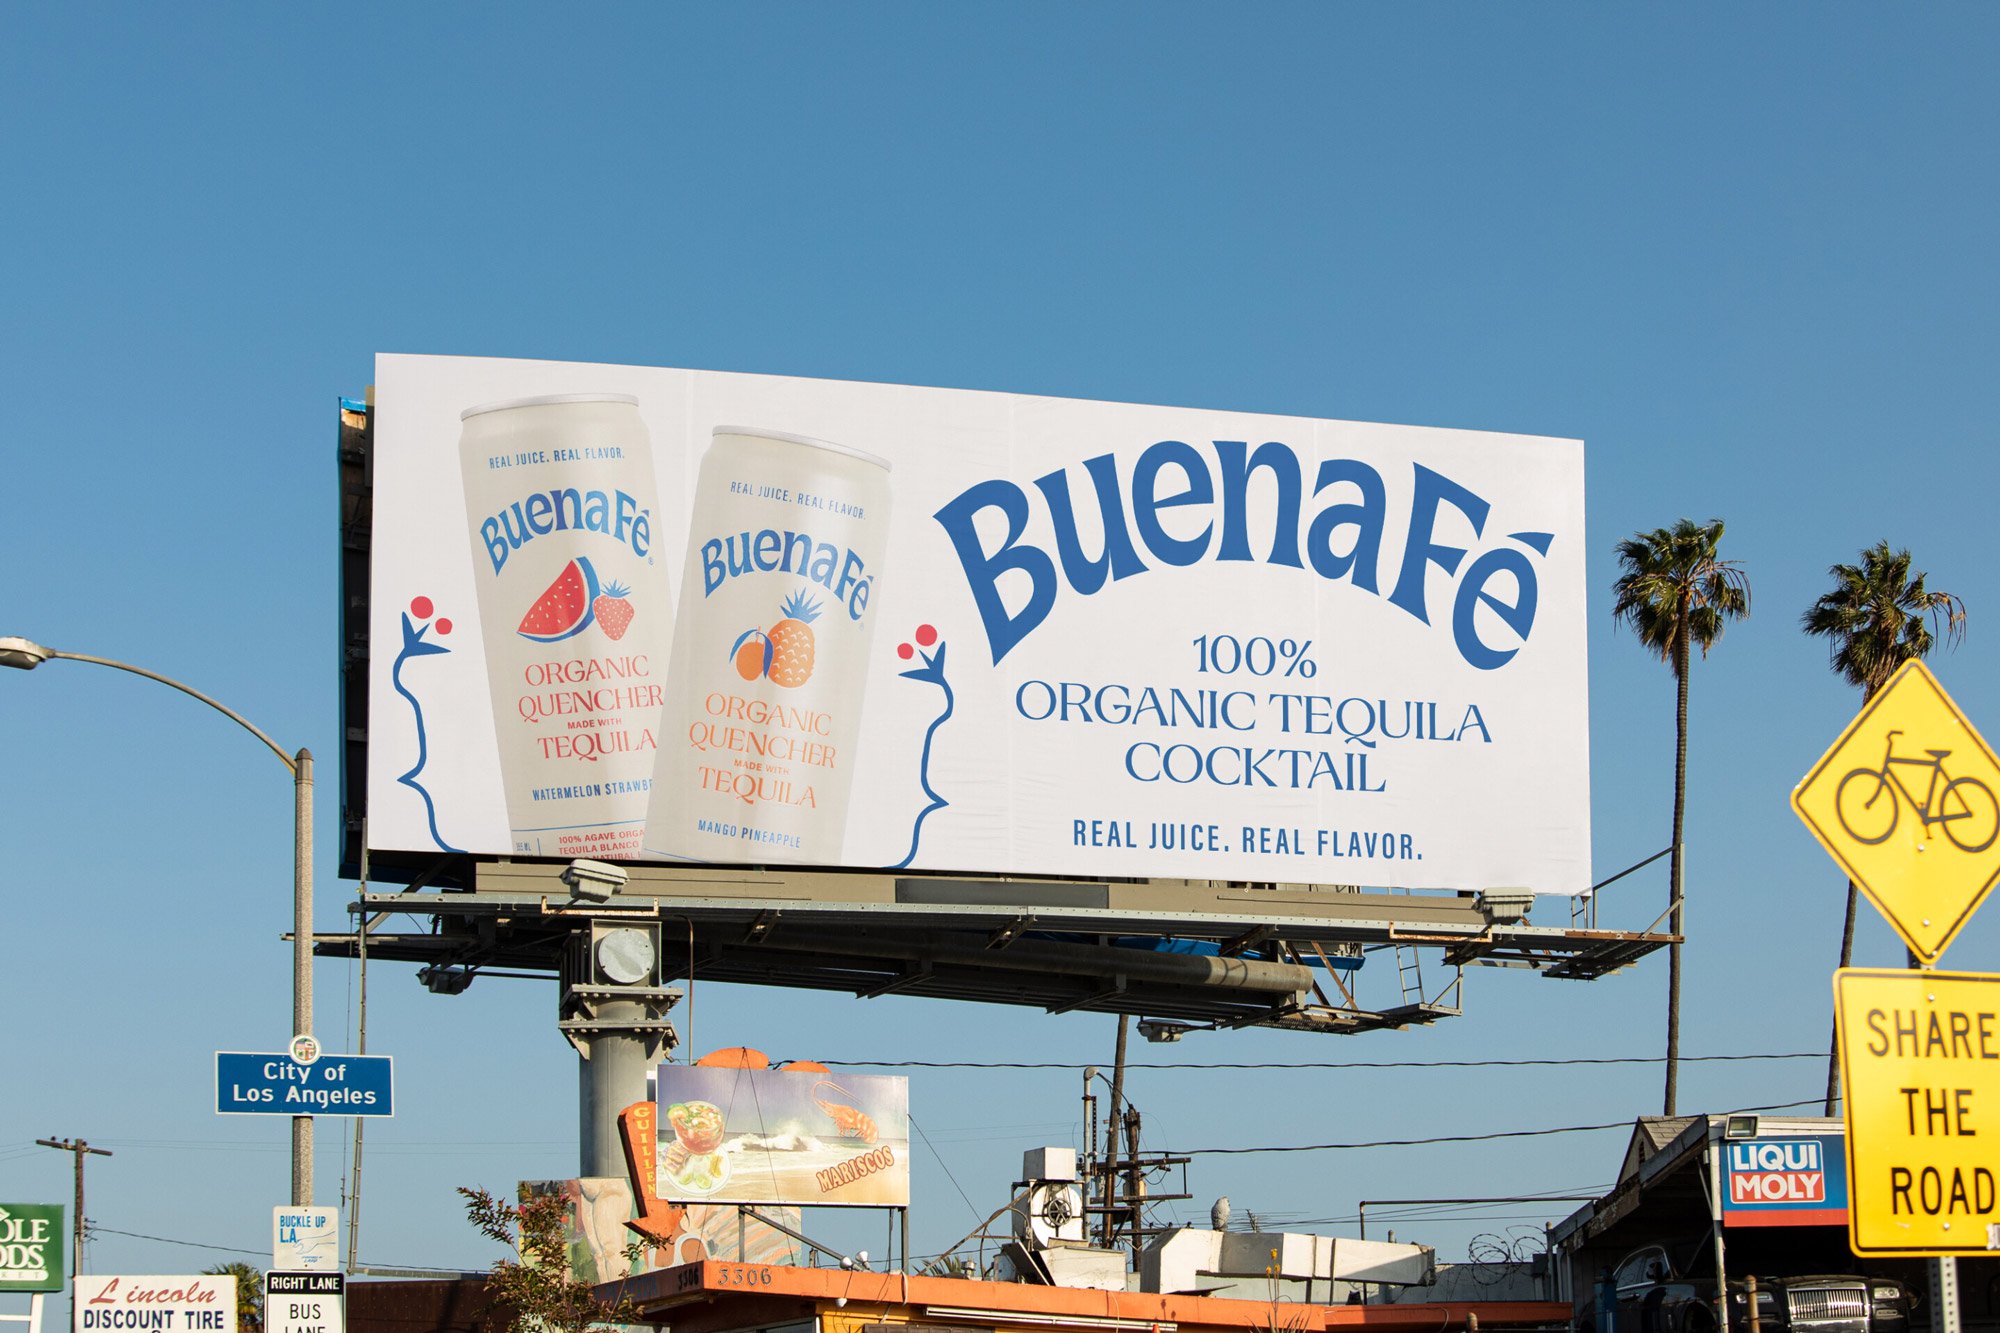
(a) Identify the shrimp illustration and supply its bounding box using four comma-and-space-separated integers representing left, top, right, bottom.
813, 1079, 878, 1143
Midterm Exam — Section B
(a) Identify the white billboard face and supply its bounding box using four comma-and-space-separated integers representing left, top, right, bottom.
369, 354, 1589, 892
75, 1277, 235, 1333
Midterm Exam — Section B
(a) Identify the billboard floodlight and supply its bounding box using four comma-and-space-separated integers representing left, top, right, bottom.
561, 858, 627, 902
1475, 889, 1537, 925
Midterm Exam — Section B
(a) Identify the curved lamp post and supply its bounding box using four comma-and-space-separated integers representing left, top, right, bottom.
1, 635, 316, 1206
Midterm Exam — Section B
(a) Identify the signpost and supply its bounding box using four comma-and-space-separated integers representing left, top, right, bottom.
215, 1053, 393, 1118
0, 1206, 62, 1294
1720, 1135, 1847, 1228
1795, 661, 2000, 1333
272, 1208, 339, 1272
0, 1204, 63, 1333
264, 1274, 342, 1333
1832, 969, 2000, 1255
73, 1276, 234, 1333
1792, 659, 2000, 964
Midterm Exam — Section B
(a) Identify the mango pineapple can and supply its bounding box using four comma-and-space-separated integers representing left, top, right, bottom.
645, 427, 892, 864
457, 394, 671, 858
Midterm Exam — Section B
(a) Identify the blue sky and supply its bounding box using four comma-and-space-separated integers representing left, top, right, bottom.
4, 1, 1999, 1311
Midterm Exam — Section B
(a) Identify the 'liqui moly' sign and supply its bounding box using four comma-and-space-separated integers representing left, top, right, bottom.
1723, 1136, 1848, 1227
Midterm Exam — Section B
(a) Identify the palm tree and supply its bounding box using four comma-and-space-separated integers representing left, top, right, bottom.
1803, 541, 1966, 1113
1612, 518, 1751, 1117
203, 1262, 263, 1333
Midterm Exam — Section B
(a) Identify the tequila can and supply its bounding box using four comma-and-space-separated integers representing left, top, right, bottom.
645, 427, 892, 864
458, 393, 670, 858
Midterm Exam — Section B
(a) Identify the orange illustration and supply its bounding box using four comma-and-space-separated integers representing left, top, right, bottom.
731, 630, 771, 681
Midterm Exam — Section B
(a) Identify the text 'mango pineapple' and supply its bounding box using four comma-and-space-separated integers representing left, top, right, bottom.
646, 427, 892, 865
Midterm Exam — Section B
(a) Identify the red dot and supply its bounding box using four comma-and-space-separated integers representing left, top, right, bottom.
897, 643, 913, 660
915, 623, 937, 646
410, 596, 434, 619
436, 618, 453, 635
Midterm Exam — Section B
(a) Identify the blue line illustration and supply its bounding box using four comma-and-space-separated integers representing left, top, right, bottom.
392, 609, 464, 854
891, 637, 953, 870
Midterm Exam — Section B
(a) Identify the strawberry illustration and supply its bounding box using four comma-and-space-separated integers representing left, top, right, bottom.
594, 581, 635, 641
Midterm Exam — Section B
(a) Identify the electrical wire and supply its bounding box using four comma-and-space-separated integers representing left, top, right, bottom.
909, 1114, 986, 1228
1166, 1098, 1824, 1155
802, 1051, 1819, 1070
87, 1225, 266, 1259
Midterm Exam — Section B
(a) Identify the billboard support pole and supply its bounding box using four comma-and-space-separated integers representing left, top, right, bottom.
0, 1293, 47, 1333
571, 989, 672, 1177
559, 924, 680, 1178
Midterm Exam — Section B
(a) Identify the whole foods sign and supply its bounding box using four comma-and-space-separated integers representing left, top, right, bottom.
0, 1203, 62, 1293
368, 355, 1589, 890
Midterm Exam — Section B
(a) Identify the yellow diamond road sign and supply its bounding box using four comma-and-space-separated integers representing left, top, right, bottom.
1793, 660, 2000, 963
1834, 968, 2000, 1256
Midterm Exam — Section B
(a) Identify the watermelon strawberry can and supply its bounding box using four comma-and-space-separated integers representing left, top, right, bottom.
644, 427, 891, 865
458, 393, 672, 858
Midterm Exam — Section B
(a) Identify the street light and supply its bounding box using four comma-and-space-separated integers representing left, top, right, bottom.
0, 635, 317, 1206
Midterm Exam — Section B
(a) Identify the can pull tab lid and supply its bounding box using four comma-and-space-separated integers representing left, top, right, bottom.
460, 392, 641, 421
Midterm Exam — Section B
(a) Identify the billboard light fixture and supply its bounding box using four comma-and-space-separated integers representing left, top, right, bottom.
1724, 1114, 1760, 1140
561, 858, 627, 901
1138, 1019, 1195, 1043
1475, 889, 1537, 926
419, 965, 475, 995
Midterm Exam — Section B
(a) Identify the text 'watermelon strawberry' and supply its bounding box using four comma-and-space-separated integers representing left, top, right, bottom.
519, 557, 600, 642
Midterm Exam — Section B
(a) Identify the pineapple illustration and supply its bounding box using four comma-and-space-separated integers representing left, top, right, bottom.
766, 589, 823, 688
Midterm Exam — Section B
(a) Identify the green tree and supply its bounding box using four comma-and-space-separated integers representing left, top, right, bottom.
202, 1262, 263, 1333
459, 1187, 643, 1333
1612, 517, 1751, 1117
1803, 540, 1966, 1113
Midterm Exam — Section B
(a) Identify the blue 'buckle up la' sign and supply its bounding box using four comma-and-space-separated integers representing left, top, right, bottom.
215, 1052, 394, 1117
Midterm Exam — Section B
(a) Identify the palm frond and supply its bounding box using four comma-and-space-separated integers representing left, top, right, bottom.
1611, 516, 1751, 671
1800, 540, 1966, 695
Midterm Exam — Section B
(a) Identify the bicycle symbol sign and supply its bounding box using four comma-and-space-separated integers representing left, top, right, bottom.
1793, 659, 2000, 963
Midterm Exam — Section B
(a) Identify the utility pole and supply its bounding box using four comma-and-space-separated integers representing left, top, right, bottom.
1102, 1015, 1128, 1248
35, 1138, 111, 1298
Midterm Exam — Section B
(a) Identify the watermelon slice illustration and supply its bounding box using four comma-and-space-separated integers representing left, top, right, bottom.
518, 557, 600, 642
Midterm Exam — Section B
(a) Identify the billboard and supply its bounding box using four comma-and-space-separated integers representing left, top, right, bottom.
1722, 1135, 1847, 1227
74, 1277, 235, 1333
367, 355, 1589, 890
652, 1066, 909, 1208
0, 1203, 62, 1293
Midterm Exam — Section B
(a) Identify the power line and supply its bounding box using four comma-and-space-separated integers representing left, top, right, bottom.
1167, 1099, 1824, 1155
88, 1225, 266, 1259
91, 1224, 464, 1273
805, 1052, 1820, 1071
909, 1114, 986, 1228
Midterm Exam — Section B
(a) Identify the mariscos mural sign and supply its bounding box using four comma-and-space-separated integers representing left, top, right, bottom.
367, 354, 1590, 890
